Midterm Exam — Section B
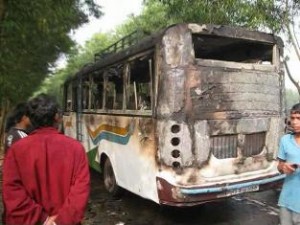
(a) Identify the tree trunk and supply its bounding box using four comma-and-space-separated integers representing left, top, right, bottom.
284, 22, 300, 98
0, 0, 4, 23
0, 98, 10, 155
287, 24, 300, 62
284, 60, 300, 101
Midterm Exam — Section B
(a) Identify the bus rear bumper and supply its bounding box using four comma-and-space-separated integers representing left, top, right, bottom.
156, 174, 285, 207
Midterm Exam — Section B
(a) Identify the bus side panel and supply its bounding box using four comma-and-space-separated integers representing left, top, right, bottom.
63, 113, 78, 140
81, 113, 160, 203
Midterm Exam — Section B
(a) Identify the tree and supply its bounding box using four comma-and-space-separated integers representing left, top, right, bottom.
286, 88, 300, 110
34, 2, 170, 102
36, 33, 115, 102
281, 1, 300, 97
0, 0, 102, 147
0, 0, 101, 105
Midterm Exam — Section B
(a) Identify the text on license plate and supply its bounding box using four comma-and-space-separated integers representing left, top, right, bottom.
217, 185, 259, 198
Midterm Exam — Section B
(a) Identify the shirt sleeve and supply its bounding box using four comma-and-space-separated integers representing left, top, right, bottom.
2, 148, 48, 225
277, 135, 286, 161
55, 146, 90, 225
4, 130, 25, 153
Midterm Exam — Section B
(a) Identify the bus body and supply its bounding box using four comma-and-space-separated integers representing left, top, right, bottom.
63, 23, 285, 206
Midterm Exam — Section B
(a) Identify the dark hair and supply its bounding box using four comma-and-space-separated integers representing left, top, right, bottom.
5, 102, 28, 132
291, 103, 300, 114
27, 94, 60, 128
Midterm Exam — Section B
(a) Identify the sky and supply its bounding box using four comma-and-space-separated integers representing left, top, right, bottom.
71, 0, 143, 46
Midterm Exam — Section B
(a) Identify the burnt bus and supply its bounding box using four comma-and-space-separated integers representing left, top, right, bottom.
63, 23, 285, 206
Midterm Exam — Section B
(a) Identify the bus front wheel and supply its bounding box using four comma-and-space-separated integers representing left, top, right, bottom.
103, 158, 124, 198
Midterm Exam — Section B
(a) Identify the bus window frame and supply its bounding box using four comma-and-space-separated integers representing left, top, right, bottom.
76, 50, 155, 116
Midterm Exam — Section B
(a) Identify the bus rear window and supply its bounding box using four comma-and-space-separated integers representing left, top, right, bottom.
192, 34, 273, 64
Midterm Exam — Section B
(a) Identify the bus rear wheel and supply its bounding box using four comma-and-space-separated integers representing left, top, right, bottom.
103, 158, 124, 198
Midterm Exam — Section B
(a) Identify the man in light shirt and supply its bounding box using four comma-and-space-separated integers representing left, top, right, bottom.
277, 102, 300, 225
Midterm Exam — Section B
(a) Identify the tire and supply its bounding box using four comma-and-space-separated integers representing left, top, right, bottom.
103, 158, 124, 198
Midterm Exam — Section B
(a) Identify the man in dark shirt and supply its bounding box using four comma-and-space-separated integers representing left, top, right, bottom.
4, 102, 31, 153
2, 94, 90, 225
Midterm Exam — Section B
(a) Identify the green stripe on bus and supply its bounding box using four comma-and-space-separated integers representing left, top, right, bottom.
87, 147, 101, 172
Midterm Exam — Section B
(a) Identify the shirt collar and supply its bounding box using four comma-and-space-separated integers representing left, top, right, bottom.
31, 127, 60, 135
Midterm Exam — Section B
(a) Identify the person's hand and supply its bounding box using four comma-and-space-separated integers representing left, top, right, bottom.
281, 162, 298, 175
44, 215, 57, 225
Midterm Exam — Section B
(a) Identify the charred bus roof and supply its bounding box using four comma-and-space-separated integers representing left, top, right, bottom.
67, 23, 283, 81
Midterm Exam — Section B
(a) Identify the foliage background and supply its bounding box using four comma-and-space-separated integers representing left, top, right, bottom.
0, 0, 101, 105
38, 0, 300, 103
0, 0, 102, 145
1, 0, 300, 142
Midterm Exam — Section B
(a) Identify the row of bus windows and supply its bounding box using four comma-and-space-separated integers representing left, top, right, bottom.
64, 53, 154, 112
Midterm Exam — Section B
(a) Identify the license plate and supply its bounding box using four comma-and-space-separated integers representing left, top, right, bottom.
217, 185, 259, 198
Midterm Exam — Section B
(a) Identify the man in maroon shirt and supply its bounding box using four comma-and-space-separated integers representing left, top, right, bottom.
2, 94, 90, 225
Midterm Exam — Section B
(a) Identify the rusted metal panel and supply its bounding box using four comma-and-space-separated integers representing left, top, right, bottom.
208, 118, 270, 135
243, 132, 266, 157
194, 120, 210, 166
193, 101, 280, 113
197, 92, 279, 103
196, 59, 278, 72
157, 25, 195, 116
188, 24, 284, 48
190, 67, 281, 115
157, 120, 193, 167
194, 83, 279, 95
265, 117, 285, 160
156, 174, 284, 206
157, 68, 185, 115
162, 24, 194, 68
200, 70, 280, 86
210, 134, 238, 159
